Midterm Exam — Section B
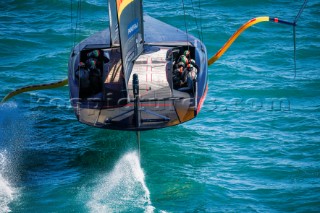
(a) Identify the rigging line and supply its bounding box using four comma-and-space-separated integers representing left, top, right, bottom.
76, 1, 80, 43
294, 0, 308, 24
73, 1, 77, 48
190, 0, 201, 41
198, 0, 204, 42
75, 0, 82, 48
181, 0, 190, 49
79, 0, 83, 40
71, 0, 74, 48
73, 0, 80, 49
292, 0, 308, 78
78, 0, 83, 88
293, 25, 297, 78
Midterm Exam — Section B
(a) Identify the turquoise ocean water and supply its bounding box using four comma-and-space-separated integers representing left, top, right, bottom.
0, 0, 319, 212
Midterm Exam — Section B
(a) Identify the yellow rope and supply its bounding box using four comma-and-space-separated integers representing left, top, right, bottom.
1, 78, 68, 103
208, 16, 270, 66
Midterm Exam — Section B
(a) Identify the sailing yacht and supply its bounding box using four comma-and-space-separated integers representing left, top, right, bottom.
68, 0, 208, 130
1, 1, 306, 132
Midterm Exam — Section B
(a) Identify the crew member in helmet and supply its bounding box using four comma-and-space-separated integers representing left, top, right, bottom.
173, 50, 188, 87
76, 49, 104, 97
76, 62, 90, 88
176, 50, 190, 66
173, 65, 184, 89
173, 53, 187, 89
177, 49, 198, 69
178, 63, 197, 92
173, 49, 199, 91
86, 50, 102, 94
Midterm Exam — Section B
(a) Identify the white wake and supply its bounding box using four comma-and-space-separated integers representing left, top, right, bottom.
87, 151, 155, 212
0, 151, 16, 213
0, 103, 20, 213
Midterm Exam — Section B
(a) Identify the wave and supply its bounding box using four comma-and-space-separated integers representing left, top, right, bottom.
0, 103, 25, 213
0, 151, 17, 213
86, 151, 155, 212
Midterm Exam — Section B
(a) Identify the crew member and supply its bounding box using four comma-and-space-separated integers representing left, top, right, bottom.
178, 63, 197, 92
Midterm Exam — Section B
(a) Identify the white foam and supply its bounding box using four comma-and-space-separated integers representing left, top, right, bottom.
0, 151, 16, 213
0, 102, 26, 213
87, 151, 155, 212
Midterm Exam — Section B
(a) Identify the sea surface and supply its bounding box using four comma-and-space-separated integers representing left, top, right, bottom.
0, 0, 319, 212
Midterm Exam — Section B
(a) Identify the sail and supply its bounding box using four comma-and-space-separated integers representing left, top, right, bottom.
116, 0, 144, 88
109, 0, 119, 45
